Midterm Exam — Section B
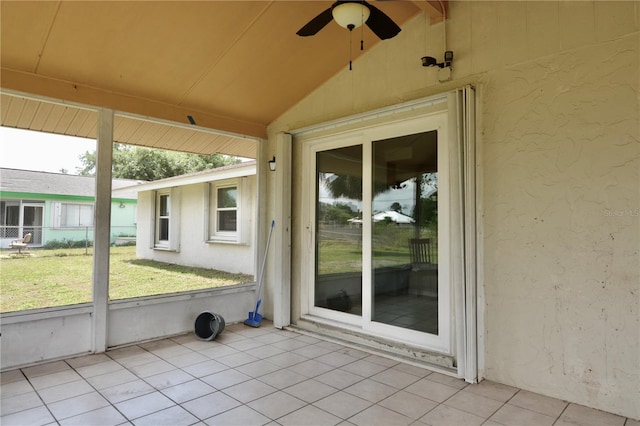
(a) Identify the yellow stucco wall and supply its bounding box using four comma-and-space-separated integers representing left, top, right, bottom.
267, 1, 639, 418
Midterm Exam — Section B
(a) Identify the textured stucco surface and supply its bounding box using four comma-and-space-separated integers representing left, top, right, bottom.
267, 1, 639, 418
482, 34, 639, 419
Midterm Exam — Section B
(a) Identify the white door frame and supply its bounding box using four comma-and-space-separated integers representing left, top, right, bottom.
302, 112, 452, 354
289, 90, 479, 379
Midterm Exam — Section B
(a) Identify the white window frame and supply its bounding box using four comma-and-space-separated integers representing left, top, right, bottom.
154, 190, 170, 249
209, 179, 242, 243
52, 202, 94, 228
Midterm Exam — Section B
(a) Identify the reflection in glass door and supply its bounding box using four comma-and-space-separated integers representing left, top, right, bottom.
315, 145, 363, 317
371, 131, 439, 334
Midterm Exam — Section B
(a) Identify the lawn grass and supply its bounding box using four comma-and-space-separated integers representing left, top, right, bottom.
1, 228, 436, 312
0, 246, 253, 313
317, 240, 413, 275
317, 226, 437, 275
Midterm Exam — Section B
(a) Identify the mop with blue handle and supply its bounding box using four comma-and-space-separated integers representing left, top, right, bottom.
244, 220, 274, 327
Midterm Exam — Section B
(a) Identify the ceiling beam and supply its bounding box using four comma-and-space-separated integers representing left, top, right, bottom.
412, 0, 447, 24
1, 68, 268, 140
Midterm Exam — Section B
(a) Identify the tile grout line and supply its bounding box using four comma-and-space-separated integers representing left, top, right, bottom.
9, 330, 432, 425
212, 332, 333, 422
285, 358, 369, 424
112, 340, 230, 423
169, 339, 255, 424
62, 356, 138, 425
552, 400, 571, 426
477, 387, 519, 426
209, 328, 383, 423
308, 344, 462, 424
115, 341, 238, 423
159, 328, 311, 423
294, 354, 441, 424
148, 333, 421, 425
13, 367, 60, 424
8, 326, 626, 426
61, 344, 199, 424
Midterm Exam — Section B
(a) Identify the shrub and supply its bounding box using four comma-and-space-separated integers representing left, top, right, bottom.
44, 239, 93, 249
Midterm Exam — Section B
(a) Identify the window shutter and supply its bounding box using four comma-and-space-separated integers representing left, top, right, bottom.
52, 202, 61, 228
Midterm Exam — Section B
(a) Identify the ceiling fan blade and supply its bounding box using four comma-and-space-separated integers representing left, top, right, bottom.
364, 2, 401, 40
296, 7, 334, 36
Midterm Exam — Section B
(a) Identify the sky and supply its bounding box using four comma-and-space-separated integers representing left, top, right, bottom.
0, 127, 95, 175
319, 174, 437, 215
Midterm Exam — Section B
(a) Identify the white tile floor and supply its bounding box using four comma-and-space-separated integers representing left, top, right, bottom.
1, 321, 636, 426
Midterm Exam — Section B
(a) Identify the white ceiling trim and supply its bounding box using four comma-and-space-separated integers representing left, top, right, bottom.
0, 89, 260, 158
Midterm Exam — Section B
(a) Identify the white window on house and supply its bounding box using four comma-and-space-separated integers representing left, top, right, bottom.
217, 186, 237, 232
151, 188, 180, 251
155, 192, 170, 248
63, 204, 93, 227
52, 202, 94, 228
208, 179, 249, 244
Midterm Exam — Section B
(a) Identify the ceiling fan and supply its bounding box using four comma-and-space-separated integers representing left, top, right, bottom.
296, 0, 401, 40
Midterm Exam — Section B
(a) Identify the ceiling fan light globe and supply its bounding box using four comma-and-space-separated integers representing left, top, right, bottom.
332, 2, 370, 30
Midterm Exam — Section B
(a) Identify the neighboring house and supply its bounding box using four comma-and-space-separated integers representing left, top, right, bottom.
0, 168, 140, 249
372, 210, 415, 224
113, 161, 256, 275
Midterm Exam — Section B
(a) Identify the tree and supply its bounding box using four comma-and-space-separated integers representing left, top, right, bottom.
412, 191, 438, 230
319, 173, 390, 201
318, 202, 359, 224
77, 144, 239, 180
77, 150, 97, 176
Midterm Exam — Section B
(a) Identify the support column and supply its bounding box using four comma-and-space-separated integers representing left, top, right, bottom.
92, 108, 114, 353
462, 86, 479, 384
273, 133, 292, 328
450, 86, 479, 383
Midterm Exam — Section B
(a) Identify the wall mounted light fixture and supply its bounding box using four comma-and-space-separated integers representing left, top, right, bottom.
268, 156, 276, 172
421, 51, 454, 68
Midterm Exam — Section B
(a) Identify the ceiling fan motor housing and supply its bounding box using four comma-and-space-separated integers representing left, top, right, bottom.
332, 1, 371, 30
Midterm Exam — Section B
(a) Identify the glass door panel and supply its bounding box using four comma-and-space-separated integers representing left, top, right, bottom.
22, 204, 44, 245
3, 204, 19, 238
371, 131, 439, 334
315, 145, 363, 316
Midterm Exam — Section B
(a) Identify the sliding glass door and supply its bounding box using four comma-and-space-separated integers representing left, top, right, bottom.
371, 131, 440, 335
306, 111, 451, 353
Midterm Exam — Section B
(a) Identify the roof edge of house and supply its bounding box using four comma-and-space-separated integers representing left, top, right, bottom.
112, 160, 257, 193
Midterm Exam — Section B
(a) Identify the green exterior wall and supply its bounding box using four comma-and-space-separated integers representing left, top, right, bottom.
1, 191, 137, 247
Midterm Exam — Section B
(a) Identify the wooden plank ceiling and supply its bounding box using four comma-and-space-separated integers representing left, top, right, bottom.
0, 1, 446, 158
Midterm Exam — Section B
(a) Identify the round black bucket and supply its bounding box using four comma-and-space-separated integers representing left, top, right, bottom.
194, 312, 226, 341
